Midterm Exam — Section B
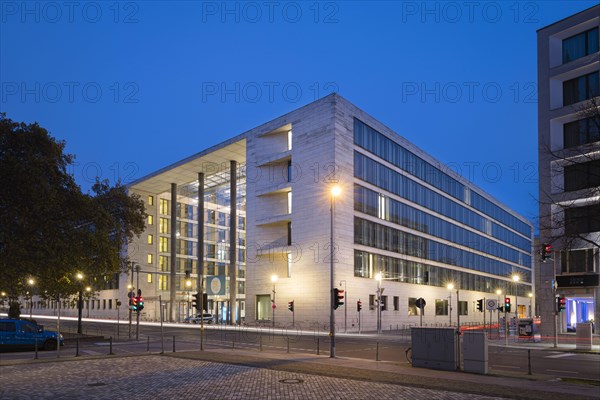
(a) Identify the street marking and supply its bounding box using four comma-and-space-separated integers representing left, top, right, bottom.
546, 369, 579, 374
545, 353, 575, 359
493, 365, 521, 369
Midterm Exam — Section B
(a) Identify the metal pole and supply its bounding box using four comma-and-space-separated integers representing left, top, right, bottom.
272, 282, 276, 328
329, 192, 336, 358
128, 263, 133, 338
376, 279, 381, 334
77, 290, 83, 334
136, 266, 140, 341
449, 291, 452, 325
456, 290, 460, 331
340, 280, 347, 334
159, 295, 164, 354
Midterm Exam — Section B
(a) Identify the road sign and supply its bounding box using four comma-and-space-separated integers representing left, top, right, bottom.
415, 298, 426, 308
486, 299, 497, 311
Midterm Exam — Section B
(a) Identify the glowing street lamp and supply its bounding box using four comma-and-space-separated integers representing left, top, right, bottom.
27, 278, 35, 319
447, 283, 454, 325
375, 273, 383, 334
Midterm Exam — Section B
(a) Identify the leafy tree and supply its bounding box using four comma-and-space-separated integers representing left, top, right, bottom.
0, 113, 146, 304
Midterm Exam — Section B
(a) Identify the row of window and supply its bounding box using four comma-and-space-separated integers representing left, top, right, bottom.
561, 248, 597, 274
355, 218, 531, 282
155, 275, 246, 294
30, 299, 118, 311
354, 119, 532, 237
562, 27, 598, 64
354, 250, 531, 294
354, 152, 532, 249
355, 185, 530, 266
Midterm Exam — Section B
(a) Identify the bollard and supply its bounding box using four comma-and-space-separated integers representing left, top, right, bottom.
109, 336, 114, 355
376, 342, 380, 361
173, 336, 176, 353
287, 337, 290, 353
147, 336, 150, 352
34, 339, 39, 360
317, 337, 320, 355
528, 349, 532, 375
76, 338, 80, 357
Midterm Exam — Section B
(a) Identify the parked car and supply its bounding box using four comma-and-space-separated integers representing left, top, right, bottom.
0, 318, 64, 351
184, 313, 215, 324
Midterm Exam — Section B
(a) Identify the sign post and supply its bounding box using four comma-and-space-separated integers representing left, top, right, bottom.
485, 299, 497, 339
415, 298, 426, 327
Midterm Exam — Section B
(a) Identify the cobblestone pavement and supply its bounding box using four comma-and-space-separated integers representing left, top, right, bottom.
0, 355, 508, 400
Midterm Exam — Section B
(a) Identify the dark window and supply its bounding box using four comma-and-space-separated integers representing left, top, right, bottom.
369, 294, 375, 309
287, 160, 292, 182
393, 296, 399, 311
381, 295, 388, 311
561, 248, 595, 273
563, 28, 599, 64
563, 72, 599, 106
564, 117, 600, 148
287, 222, 292, 246
435, 299, 448, 316
458, 301, 468, 316
565, 204, 600, 235
564, 160, 600, 192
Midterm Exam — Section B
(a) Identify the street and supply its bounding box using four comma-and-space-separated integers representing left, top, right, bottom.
2, 316, 598, 382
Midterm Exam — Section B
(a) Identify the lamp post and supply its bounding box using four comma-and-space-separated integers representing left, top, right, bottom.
330, 186, 340, 357
85, 286, 91, 317
375, 273, 382, 334
528, 292, 533, 317
27, 278, 35, 319
496, 289, 502, 337
447, 283, 454, 326
185, 279, 192, 319
512, 274, 520, 319
271, 274, 278, 328
339, 280, 347, 333
76, 273, 84, 334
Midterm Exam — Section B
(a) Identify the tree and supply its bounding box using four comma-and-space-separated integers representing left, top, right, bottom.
538, 97, 600, 253
0, 113, 146, 303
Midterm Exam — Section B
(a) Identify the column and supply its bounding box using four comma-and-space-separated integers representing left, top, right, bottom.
170, 183, 177, 322
229, 160, 237, 325
197, 173, 205, 313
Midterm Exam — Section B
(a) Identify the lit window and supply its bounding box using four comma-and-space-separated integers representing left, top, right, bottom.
147, 253, 153, 264
148, 195, 154, 206
147, 215, 153, 225
287, 191, 292, 214
148, 234, 153, 245
287, 130, 292, 150
147, 273, 152, 283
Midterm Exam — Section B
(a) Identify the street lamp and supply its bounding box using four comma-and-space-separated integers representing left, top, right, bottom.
185, 279, 192, 318
27, 278, 35, 319
496, 289, 502, 338
85, 286, 91, 318
330, 186, 340, 357
375, 273, 383, 334
76, 273, 84, 334
271, 274, 278, 328
447, 283, 454, 326
512, 274, 520, 319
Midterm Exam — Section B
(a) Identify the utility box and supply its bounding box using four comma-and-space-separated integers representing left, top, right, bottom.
463, 332, 488, 374
411, 327, 457, 371
576, 323, 593, 351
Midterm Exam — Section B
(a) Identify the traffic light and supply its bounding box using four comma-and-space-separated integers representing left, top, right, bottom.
130, 296, 138, 311
136, 296, 144, 311
192, 292, 201, 311
288, 300, 294, 312
504, 297, 511, 313
476, 299, 484, 312
203, 293, 208, 311
541, 243, 552, 261
556, 296, 566, 313
333, 288, 344, 310
357, 300, 362, 312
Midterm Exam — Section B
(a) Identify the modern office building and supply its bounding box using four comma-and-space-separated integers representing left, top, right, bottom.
31, 94, 534, 331
537, 5, 599, 337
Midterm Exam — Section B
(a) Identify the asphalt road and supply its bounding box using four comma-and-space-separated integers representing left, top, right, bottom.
2, 317, 598, 381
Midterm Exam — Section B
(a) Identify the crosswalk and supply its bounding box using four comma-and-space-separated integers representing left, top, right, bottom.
544, 352, 576, 359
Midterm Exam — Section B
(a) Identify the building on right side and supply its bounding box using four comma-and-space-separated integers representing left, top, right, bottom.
537, 5, 599, 338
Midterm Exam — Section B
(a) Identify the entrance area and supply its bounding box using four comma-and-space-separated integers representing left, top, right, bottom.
565, 297, 595, 332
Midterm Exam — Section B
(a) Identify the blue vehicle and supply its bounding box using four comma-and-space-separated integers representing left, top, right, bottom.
0, 318, 64, 351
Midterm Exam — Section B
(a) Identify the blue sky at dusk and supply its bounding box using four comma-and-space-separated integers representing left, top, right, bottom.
1, 1, 598, 231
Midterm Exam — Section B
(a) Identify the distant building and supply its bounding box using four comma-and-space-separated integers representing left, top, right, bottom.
31, 94, 534, 331
537, 5, 599, 337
